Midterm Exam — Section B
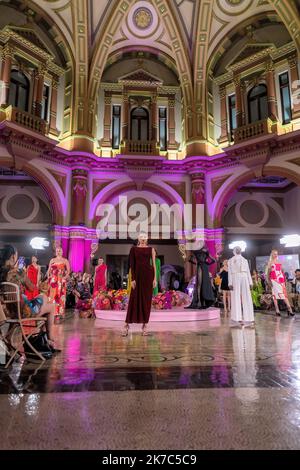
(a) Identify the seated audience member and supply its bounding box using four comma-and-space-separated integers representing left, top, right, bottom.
0, 245, 60, 352
259, 271, 266, 291
74, 273, 93, 318
66, 274, 76, 308
288, 269, 300, 313
0, 301, 6, 325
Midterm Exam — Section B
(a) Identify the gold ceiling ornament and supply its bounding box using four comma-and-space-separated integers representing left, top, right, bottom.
133, 8, 153, 30
226, 0, 243, 4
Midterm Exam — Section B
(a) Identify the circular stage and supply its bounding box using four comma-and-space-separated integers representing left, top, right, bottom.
95, 307, 220, 322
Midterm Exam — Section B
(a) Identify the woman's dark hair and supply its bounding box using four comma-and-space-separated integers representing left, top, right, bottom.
0, 245, 17, 283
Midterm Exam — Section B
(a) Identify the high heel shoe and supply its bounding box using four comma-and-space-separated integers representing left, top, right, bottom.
122, 325, 129, 337
275, 311, 281, 317
288, 310, 295, 317
142, 325, 149, 336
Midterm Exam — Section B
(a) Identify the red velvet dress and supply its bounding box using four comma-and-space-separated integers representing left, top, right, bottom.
126, 246, 154, 324
25, 264, 39, 300
93, 264, 107, 294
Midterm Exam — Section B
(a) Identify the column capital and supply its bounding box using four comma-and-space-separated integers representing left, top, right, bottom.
36, 64, 47, 78
51, 78, 59, 90
104, 89, 112, 98
288, 55, 298, 69
190, 171, 205, 182
168, 95, 176, 107
233, 74, 241, 87
3, 44, 14, 59
219, 85, 226, 99
265, 60, 275, 73
72, 168, 88, 178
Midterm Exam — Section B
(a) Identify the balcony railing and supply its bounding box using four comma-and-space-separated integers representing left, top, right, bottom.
233, 118, 273, 143
2, 105, 48, 135
126, 140, 156, 154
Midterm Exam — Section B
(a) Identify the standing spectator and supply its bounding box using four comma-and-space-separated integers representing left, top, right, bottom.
93, 257, 107, 295
288, 269, 300, 313
25, 256, 41, 300
219, 260, 231, 316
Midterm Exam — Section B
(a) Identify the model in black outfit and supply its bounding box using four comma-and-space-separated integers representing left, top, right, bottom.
186, 246, 216, 309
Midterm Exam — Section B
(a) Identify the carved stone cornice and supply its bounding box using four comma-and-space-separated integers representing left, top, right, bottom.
100, 82, 180, 94
0, 27, 65, 77
214, 41, 296, 86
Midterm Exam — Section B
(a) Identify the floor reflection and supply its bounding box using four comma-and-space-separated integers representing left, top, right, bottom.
1, 313, 300, 393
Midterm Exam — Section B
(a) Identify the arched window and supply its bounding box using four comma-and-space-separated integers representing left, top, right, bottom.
248, 84, 268, 123
130, 107, 149, 141
8, 70, 30, 112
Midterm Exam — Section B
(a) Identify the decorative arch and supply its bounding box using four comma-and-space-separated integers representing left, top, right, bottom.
0, 157, 65, 225
89, 176, 185, 223
212, 169, 256, 227
212, 163, 300, 227
88, 0, 193, 138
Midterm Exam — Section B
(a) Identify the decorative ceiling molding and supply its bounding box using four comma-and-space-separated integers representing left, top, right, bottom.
268, 0, 300, 53
30, 0, 75, 57
172, 0, 197, 49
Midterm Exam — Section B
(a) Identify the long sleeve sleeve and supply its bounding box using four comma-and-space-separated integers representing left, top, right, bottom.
129, 247, 136, 281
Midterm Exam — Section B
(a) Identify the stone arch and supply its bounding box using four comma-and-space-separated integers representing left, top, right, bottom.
0, 157, 64, 225
89, 177, 185, 224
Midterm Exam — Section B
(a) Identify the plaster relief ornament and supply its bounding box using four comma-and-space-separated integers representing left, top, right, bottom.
134, 8, 153, 30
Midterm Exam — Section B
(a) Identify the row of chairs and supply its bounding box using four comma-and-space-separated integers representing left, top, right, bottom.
0, 282, 47, 368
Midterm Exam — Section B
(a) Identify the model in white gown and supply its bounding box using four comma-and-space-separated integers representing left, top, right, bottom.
228, 246, 254, 324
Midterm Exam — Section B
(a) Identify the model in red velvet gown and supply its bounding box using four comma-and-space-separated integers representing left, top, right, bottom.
25, 256, 40, 300
124, 234, 156, 336
93, 258, 107, 294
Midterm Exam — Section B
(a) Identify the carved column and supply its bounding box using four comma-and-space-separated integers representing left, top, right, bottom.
122, 88, 129, 142
151, 92, 158, 144
168, 94, 177, 148
71, 169, 88, 226
68, 228, 86, 273
219, 85, 228, 143
84, 230, 99, 273
289, 55, 300, 120
204, 228, 225, 275
191, 173, 205, 230
0, 45, 13, 106
265, 61, 278, 121
101, 90, 112, 147
34, 66, 46, 117
49, 78, 59, 135
234, 75, 243, 128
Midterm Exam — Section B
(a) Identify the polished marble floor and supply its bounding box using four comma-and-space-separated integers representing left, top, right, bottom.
1, 311, 300, 449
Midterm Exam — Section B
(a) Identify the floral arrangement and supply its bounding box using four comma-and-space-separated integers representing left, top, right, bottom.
93, 289, 128, 311
93, 289, 190, 311
152, 290, 191, 310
